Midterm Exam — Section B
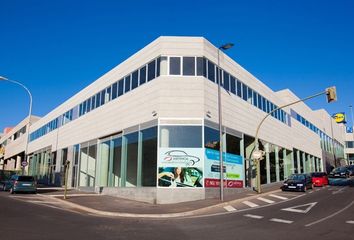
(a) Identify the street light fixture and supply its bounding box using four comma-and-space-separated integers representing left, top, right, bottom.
252, 87, 337, 194
0, 76, 33, 174
217, 43, 234, 202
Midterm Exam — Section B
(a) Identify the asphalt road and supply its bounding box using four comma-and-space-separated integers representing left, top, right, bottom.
0, 185, 353, 240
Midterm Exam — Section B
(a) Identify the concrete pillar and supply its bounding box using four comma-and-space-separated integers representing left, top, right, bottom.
302, 152, 306, 173
283, 149, 289, 179
99, 141, 110, 186
245, 140, 255, 188
291, 150, 295, 174
275, 146, 280, 182
266, 143, 270, 184
307, 155, 312, 173
297, 150, 301, 173
16, 156, 22, 170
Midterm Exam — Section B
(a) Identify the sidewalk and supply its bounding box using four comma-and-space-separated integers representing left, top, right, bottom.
37, 183, 283, 217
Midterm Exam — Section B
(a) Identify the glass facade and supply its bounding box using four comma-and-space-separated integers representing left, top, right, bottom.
97, 126, 158, 188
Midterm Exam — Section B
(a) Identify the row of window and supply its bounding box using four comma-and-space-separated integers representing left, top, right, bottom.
29, 57, 161, 142
346, 141, 354, 148
292, 110, 344, 155
167, 56, 290, 125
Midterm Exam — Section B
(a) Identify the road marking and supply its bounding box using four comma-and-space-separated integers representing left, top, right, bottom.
346, 220, 354, 224
268, 194, 288, 200
223, 205, 237, 212
315, 189, 320, 192
257, 197, 275, 204
305, 201, 354, 227
308, 191, 313, 194
332, 187, 346, 195
281, 202, 317, 213
242, 201, 259, 208
244, 214, 264, 219
27, 200, 60, 204
270, 218, 293, 224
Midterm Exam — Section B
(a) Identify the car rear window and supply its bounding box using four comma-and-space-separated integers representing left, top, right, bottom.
312, 173, 325, 177
18, 176, 34, 182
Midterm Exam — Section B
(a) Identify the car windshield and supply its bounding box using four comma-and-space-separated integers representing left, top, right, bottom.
17, 176, 34, 182
333, 167, 347, 172
288, 174, 305, 181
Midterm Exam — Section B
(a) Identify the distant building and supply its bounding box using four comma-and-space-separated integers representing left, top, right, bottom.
0, 37, 346, 203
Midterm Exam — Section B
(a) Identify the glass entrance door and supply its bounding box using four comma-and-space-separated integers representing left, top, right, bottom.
79, 141, 97, 188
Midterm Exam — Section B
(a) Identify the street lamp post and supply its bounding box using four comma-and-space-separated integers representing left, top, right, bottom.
0, 76, 32, 174
252, 87, 337, 194
349, 105, 354, 164
217, 43, 234, 202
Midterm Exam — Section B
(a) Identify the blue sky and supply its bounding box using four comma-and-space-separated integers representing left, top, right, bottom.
1, 0, 353, 131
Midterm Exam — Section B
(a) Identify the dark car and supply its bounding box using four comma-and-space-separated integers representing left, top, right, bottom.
8, 175, 37, 194
0, 170, 20, 191
311, 172, 329, 187
328, 166, 350, 178
281, 173, 313, 192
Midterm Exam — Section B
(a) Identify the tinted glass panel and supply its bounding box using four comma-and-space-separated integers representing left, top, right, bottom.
100, 89, 105, 106
148, 60, 156, 81
124, 75, 131, 93
141, 127, 157, 186
170, 57, 181, 75
242, 84, 248, 101
183, 57, 195, 76
160, 126, 202, 148
207, 60, 215, 82
139, 66, 146, 85
95, 92, 101, 108
118, 79, 124, 96
196, 57, 204, 76
223, 71, 230, 91
230, 76, 236, 94
237, 80, 242, 97
131, 70, 139, 90
112, 82, 118, 100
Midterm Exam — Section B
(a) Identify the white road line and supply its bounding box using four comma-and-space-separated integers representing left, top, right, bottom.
315, 189, 320, 192
223, 205, 237, 212
346, 220, 354, 224
305, 201, 354, 227
308, 191, 313, 194
26, 200, 60, 204
242, 201, 259, 208
244, 214, 264, 219
257, 197, 275, 204
270, 218, 293, 224
268, 194, 288, 200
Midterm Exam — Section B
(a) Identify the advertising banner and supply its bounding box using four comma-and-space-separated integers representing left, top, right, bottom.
204, 148, 244, 188
158, 148, 203, 188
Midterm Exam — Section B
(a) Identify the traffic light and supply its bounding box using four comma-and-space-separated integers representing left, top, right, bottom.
326, 86, 337, 103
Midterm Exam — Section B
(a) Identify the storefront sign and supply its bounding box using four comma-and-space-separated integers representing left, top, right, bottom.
158, 148, 204, 188
204, 148, 244, 188
332, 112, 346, 123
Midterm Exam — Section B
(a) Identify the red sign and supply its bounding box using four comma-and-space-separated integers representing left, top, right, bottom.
205, 178, 243, 188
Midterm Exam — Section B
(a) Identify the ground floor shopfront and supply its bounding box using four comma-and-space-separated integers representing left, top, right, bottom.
27, 118, 323, 203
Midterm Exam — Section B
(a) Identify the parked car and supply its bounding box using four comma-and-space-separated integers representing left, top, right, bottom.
281, 173, 313, 192
328, 166, 350, 178
0, 170, 20, 191
311, 172, 329, 187
7, 175, 37, 194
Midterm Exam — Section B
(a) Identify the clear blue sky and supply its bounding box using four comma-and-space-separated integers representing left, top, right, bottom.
1, 0, 353, 131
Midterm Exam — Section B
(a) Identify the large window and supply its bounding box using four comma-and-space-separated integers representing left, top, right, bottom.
125, 132, 139, 187
141, 127, 157, 186
160, 126, 202, 148
170, 57, 181, 75
183, 57, 195, 76
204, 127, 219, 150
207, 60, 215, 82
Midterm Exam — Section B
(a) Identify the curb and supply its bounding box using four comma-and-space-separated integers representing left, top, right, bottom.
38, 188, 283, 218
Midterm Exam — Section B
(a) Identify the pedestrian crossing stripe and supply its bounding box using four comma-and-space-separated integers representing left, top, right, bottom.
242, 201, 259, 208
